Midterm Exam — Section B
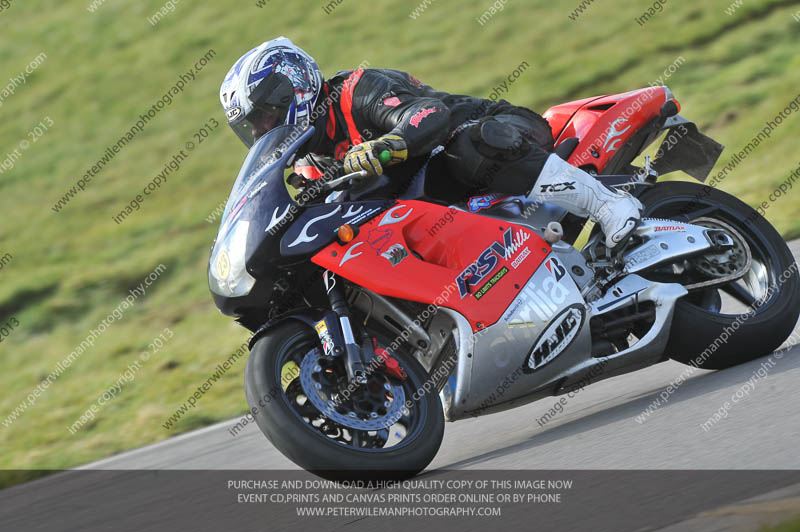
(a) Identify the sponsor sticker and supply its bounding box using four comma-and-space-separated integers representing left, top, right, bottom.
314, 320, 335, 357
654, 225, 686, 232
474, 266, 508, 300
545, 256, 566, 281
381, 244, 408, 266
511, 247, 531, 269
524, 305, 585, 371
504, 298, 524, 322
366, 227, 392, 254
383, 96, 402, 107
467, 193, 507, 212
456, 227, 531, 298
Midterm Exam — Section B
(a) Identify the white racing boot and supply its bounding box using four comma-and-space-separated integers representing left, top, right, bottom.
528, 154, 643, 248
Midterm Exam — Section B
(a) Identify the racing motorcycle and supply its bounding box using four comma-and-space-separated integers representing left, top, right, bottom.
208, 85, 799, 479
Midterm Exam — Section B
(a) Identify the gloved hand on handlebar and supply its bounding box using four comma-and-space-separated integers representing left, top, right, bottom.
343, 134, 408, 177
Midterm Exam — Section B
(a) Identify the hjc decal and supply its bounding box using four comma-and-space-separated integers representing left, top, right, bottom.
226, 106, 242, 122
524, 305, 585, 371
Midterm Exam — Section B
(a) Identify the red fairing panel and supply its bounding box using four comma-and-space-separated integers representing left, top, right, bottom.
543, 94, 607, 140
545, 86, 669, 172
311, 201, 550, 332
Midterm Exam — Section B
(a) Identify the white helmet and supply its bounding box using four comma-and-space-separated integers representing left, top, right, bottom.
220, 36, 324, 148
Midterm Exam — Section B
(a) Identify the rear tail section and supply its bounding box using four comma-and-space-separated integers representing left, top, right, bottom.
544, 86, 671, 173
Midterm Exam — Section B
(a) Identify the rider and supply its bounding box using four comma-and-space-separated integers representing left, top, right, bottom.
219, 37, 642, 248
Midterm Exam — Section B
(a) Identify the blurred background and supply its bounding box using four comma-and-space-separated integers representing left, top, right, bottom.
0, 0, 798, 475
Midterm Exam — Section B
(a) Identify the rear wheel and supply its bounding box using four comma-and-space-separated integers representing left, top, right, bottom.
244, 320, 444, 480
636, 181, 799, 369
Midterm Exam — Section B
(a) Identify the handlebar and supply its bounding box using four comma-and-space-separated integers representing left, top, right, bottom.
322, 169, 368, 190
321, 149, 392, 190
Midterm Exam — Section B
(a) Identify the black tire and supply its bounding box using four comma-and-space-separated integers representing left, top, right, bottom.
244, 320, 445, 480
636, 181, 799, 369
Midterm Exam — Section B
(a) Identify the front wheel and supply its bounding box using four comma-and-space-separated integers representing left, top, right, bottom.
244, 320, 444, 480
636, 181, 799, 369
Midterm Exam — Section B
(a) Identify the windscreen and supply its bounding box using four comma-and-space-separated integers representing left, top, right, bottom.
208, 125, 314, 300
216, 124, 311, 240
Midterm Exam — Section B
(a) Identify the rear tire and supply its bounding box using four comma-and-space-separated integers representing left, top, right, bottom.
244, 320, 445, 480
636, 182, 799, 369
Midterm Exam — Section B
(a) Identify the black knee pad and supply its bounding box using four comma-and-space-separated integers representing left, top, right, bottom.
444, 117, 549, 195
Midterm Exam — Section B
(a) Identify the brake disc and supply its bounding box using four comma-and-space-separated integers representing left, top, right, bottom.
298, 348, 407, 431
684, 217, 752, 291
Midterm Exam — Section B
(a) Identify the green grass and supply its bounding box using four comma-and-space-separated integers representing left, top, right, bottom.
1, 0, 799, 473
763, 515, 800, 531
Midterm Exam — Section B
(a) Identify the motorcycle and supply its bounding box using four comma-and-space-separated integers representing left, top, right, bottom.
208, 85, 799, 479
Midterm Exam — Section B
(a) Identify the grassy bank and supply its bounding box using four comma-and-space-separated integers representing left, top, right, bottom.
0, 0, 798, 473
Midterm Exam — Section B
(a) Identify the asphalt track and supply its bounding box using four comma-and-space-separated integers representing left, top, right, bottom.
83, 240, 800, 472
56, 239, 799, 530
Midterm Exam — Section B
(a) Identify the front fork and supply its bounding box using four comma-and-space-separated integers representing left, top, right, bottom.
323, 271, 370, 384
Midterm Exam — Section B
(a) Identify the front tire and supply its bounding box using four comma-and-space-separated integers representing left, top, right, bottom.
244, 320, 445, 480
637, 181, 799, 369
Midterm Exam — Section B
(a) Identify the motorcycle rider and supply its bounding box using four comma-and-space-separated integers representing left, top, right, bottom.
219, 37, 642, 248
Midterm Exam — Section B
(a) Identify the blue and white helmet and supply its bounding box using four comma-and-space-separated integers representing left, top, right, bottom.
220, 36, 324, 148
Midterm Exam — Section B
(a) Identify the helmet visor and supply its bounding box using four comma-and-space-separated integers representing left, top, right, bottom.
229, 104, 288, 148
229, 118, 256, 148
229, 71, 296, 148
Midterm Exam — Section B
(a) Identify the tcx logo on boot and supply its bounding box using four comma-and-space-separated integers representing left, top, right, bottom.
540, 182, 576, 193
456, 228, 529, 298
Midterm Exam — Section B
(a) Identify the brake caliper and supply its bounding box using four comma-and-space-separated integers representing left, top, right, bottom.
372, 339, 406, 381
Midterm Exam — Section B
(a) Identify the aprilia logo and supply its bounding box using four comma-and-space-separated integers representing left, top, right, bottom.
539, 182, 576, 193
505, 257, 571, 328
512, 273, 570, 323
